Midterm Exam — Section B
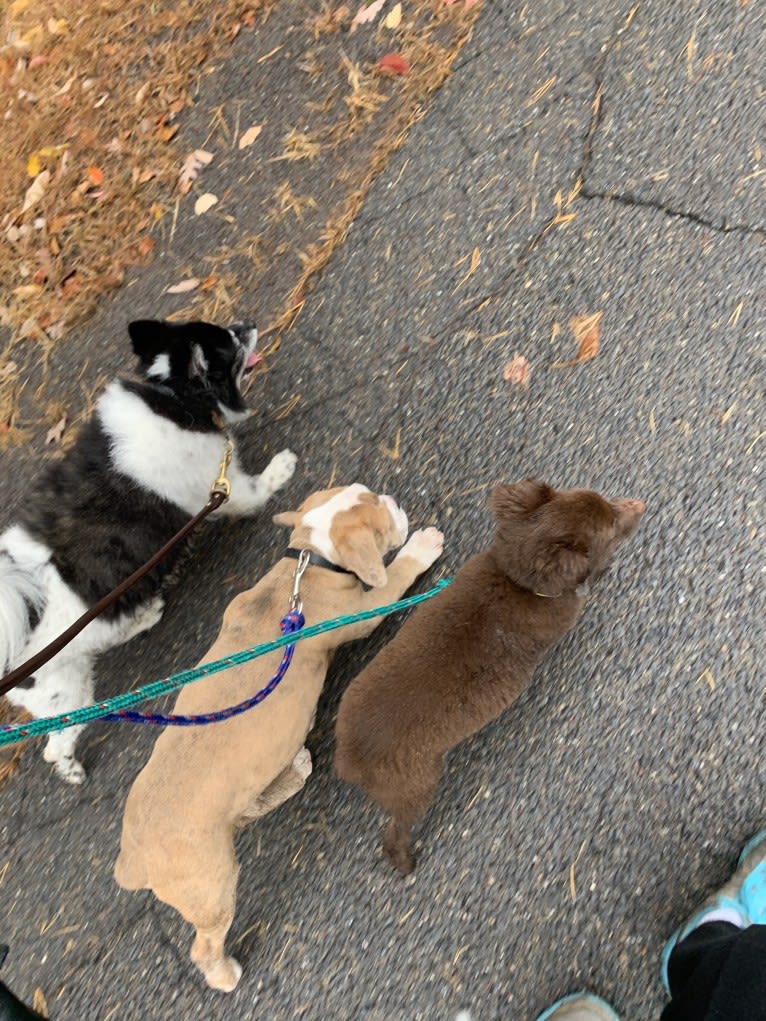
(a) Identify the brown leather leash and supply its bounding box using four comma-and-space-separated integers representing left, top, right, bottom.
0, 438, 234, 700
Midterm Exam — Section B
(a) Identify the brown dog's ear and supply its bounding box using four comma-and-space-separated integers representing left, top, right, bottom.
333, 530, 387, 588
273, 511, 299, 528
533, 539, 590, 596
491, 479, 554, 519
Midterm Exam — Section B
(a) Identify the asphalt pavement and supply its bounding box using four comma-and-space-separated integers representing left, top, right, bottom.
1, 2, 764, 1019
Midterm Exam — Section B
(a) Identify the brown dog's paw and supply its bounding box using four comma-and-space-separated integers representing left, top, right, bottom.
383, 841, 416, 876
400, 527, 444, 569
383, 818, 417, 875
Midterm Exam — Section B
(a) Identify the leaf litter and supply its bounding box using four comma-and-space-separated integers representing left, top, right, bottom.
0, 0, 277, 444
1, 0, 484, 446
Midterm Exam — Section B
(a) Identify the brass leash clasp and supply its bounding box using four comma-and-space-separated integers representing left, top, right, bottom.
210, 436, 234, 502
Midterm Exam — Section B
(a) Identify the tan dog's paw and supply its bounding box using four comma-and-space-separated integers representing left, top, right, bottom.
204, 956, 242, 993
399, 527, 444, 569
292, 746, 312, 782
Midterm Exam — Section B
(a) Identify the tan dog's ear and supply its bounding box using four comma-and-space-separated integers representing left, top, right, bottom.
273, 511, 299, 528
333, 530, 387, 588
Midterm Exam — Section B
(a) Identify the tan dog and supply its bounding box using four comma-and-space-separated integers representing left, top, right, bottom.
114, 483, 443, 992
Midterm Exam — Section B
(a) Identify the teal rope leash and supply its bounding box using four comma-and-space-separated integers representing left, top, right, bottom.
0, 577, 452, 747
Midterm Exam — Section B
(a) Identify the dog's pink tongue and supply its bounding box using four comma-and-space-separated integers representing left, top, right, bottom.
245, 351, 261, 369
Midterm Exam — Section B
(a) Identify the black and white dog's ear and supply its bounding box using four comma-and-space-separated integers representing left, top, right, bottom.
128, 320, 172, 364
189, 343, 209, 382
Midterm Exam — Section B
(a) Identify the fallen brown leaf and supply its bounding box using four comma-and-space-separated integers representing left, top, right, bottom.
503, 354, 531, 388
45, 414, 67, 445
377, 52, 410, 74
137, 236, 155, 257
570, 311, 601, 361
194, 192, 218, 215
238, 124, 263, 149
167, 278, 200, 294
32, 987, 49, 1018
177, 149, 213, 194
384, 2, 402, 27
552, 311, 602, 368
353, 0, 386, 25
21, 170, 50, 213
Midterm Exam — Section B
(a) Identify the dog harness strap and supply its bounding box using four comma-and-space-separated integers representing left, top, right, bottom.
283, 547, 359, 578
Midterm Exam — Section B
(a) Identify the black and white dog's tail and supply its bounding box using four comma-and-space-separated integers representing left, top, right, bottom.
0, 555, 44, 675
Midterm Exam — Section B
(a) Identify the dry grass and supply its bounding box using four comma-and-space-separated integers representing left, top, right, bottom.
0, 699, 31, 787
1, 0, 482, 440
179, 0, 483, 352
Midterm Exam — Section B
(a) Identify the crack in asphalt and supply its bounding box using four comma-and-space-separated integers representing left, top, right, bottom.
578, 187, 766, 238
431, 6, 766, 343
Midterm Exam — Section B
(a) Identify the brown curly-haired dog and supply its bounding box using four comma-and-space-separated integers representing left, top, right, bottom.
334, 479, 645, 875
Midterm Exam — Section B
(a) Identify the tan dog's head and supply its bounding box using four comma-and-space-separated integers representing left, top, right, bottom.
273, 484, 408, 588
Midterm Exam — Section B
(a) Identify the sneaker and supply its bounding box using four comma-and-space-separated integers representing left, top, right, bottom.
534, 992, 621, 1021
661, 828, 766, 993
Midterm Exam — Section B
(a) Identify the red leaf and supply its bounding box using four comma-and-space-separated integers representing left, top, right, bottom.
377, 52, 410, 74
87, 165, 104, 185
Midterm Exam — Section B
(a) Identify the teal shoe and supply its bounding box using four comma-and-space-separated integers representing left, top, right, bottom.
661, 828, 766, 993
535, 992, 620, 1021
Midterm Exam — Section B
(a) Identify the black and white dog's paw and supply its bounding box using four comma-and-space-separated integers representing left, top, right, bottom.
262, 449, 297, 495
134, 595, 165, 634
43, 748, 86, 785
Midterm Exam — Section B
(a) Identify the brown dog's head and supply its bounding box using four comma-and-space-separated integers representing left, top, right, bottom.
273, 484, 409, 588
489, 479, 645, 597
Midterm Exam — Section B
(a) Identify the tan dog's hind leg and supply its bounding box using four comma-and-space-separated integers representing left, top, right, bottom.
190, 922, 242, 993
153, 838, 242, 992
242, 747, 313, 820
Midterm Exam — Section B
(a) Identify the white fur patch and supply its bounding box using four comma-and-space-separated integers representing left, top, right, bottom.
301, 485, 408, 559
4, 549, 159, 778
1, 524, 51, 568
302, 484, 371, 560
147, 353, 170, 379
98, 382, 240, 516
0, 526, 48, 671
380, 494, 408, 544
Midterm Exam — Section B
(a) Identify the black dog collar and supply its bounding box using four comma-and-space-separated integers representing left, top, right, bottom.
283, 547, 359, 579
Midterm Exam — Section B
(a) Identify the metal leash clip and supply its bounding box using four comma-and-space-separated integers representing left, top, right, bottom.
288, 548, 312, 615
210, 436, 234, 501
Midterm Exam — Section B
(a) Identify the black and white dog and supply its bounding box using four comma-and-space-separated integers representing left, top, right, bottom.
0, 319, 297, 784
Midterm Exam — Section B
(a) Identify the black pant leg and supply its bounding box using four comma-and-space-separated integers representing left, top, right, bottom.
661, 921, 766, 1021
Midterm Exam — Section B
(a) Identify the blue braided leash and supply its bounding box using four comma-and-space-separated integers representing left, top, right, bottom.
101, 609, 305, 727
